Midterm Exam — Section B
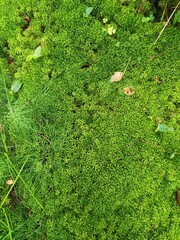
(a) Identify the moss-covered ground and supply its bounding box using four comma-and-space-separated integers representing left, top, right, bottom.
0, 0, 180, 239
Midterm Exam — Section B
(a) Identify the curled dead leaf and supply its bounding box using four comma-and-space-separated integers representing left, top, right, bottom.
24, 15, 31, 22
6, 179, 14, 185
123, 86, 134, 96
110, 72, 124, 82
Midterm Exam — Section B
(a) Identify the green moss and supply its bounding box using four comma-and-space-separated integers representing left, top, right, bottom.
0, 0, 180, 239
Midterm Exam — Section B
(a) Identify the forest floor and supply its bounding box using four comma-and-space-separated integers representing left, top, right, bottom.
0, 1, 180, 239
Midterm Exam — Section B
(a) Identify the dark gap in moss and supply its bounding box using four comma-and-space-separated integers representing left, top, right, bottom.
81, 63, 92, 69
40, 25, 45, 33
8, 187, 22, 209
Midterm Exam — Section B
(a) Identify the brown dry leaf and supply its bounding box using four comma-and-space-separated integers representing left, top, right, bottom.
6, 179, 14, 185
110, 72, 124, 82
123, 86, 135, 96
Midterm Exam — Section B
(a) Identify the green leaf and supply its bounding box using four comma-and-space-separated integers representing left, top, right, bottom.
141, 17, 148, 23
11, 80, 22, 93
26, 46, 42, 61
33, 46, 42, 58
149, 13, 155, 22
174, 10, 180, 24
85, 7, 93, 17
155, 123, 174, 133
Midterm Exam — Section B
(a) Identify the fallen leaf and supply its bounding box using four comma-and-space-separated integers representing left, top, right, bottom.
34, 46, 42, 58
6, 179, 14, 185
155, 123, 174, 133
110, 72, 124, 82
123, 86, 134, 96
85, 7, 93, 17
11, 80, 23, 93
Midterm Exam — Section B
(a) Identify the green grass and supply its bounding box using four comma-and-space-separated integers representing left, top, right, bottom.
0, 0, 180, 239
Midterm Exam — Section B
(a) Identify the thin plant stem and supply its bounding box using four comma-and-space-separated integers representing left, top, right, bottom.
1, 133, 18, 178
0, 157, 27, 208
0, 218, 8, 228
1, 127, 44, 210
154, 1, 180, 44
4, 153, 44, 210
2, 208, 13, 240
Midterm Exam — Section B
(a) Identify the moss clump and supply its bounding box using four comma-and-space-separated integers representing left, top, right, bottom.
0, 0, 180, 239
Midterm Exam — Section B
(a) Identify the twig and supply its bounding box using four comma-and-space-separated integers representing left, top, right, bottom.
154, 1, 180, 45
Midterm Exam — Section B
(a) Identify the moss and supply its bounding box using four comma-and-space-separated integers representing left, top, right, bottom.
0, 0, 180, 239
